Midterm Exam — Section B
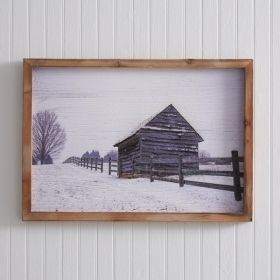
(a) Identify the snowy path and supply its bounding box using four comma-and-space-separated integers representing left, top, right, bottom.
32, 164, 243, 213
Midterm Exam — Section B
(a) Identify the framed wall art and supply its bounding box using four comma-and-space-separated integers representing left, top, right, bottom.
22, 59, 253, 221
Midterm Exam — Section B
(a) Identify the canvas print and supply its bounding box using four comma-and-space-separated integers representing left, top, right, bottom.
31, 66, 245, 214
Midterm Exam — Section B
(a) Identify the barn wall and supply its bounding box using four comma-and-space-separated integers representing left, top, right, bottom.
118, 137, 140, 176
140, 129, 199, 172
0, 0, 278, 280
141, 130, 199, 155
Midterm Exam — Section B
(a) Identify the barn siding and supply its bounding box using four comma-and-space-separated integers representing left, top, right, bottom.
140, 128, 199, 171
116, 104, 202, 177
2, 1, 274, 279
118, 136, 140, 176
148, 105, 196, 130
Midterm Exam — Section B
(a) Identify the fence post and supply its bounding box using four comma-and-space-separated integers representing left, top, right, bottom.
179, 155, 184, 187
80, 158, 82, 167
86, 158, 89, 169
108, 157, 111, 175
95, 158, 97, 171
90, 158, 93, 170
150, 156, 154, 182
232, 150, 242, 201
100, 158, 103, 173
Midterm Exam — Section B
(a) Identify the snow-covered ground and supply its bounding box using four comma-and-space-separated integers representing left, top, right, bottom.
32, 164, 243, 213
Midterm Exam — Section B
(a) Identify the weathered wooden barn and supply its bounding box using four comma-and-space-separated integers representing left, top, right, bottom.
114, 104, 203, 178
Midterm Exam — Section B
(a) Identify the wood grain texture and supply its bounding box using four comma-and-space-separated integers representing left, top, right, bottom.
44, 3, 64, 280
9, 3, 29, 280
236, 2, 254, 279
183, 5, 203, 279
22, 58, 253, 222
1, 0, 278, 278
23, 58, 252, 68
201, 3, 220, 278
219, 3, 238, 279
28, 3, 46, 279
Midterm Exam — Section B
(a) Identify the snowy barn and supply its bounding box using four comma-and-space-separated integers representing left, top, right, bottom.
114, 104, 204, 178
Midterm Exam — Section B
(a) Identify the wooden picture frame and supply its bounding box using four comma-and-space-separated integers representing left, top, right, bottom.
22, 59, 253, 222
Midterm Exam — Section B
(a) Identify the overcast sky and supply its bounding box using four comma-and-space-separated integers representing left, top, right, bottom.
32, 67, 245, 163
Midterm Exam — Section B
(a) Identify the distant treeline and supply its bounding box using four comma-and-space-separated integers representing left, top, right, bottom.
81, 149, 118, 162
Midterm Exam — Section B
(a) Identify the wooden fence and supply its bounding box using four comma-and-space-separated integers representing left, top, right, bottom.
63, 156, 118, 174
64, 151, 244, 201
132, 150, 244, 201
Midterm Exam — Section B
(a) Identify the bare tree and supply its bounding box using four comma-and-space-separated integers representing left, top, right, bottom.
32, 110, 66, 164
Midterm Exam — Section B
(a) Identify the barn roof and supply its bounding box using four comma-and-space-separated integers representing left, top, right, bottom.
114, 104, 204, 147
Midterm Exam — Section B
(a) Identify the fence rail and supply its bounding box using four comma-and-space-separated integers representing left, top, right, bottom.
129, 150, 244, 201
63, 156, 118, 174
64, 150, 244, 201
199, 156, 244, 165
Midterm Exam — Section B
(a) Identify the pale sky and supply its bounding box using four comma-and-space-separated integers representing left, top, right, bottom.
32, 67, 245, 163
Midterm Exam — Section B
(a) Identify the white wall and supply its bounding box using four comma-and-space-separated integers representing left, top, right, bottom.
0, 0, 278, 279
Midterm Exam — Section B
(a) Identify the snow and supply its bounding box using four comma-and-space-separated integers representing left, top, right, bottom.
32, 163, 243, 213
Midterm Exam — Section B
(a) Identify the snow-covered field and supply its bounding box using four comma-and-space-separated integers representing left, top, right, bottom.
32, 164, 243, 213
